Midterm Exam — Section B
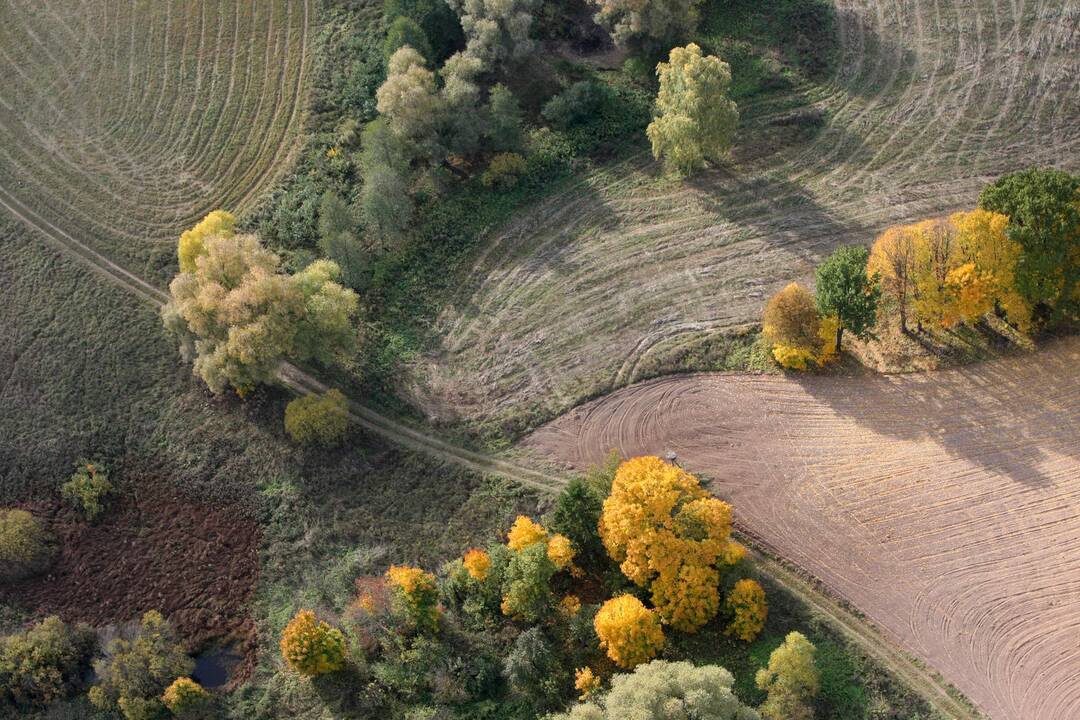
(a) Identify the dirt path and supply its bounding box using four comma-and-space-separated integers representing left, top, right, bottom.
524, 338, 1080, 720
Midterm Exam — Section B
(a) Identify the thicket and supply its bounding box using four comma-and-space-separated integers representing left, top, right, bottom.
0, 508, 56, 583
0, 617, 96, 708
61, 461, 113, 522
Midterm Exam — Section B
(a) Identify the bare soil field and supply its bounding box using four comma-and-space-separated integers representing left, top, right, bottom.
420, 0, 1080, 432
1, 492, 259, 669
0, 0, 312, 283
524, 335, 1080, 720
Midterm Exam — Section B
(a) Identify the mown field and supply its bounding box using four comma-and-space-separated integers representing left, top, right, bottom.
418, 0, 1080, 437
0, 0, 312, 283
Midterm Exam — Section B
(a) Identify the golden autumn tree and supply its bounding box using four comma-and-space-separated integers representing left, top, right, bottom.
911, 218, 959, 327
599, 456, 748, 632
386, 565, 440, 633
868, 224, 918, 331
725, 578, 767, 642
463, 548, 491, 581
279, 610, 346, 676
507, 515, 548, 551
594, 595, 665, 668
949, 208, 1031, 330
177, 210, 235, 273
763, 283, 824, 370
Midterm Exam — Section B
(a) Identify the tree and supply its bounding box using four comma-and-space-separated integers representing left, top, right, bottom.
386, 565, 441, 633
551, 660, 760, 719
978, 168, 1080, 324
910, 218, 958, 328
500, 542, 556, 622
161, 233, 359, 394
551, 477, 605, 569
724, 578, 767, 642
949, 208, 1031, 329
317, 191, 367, 290
376, 47, 445, 152
446, 0, 539, 72
502, 627, 565, 707
868, 224, 918, 331
385, 16, 433, 62
755, 631, 819, 720
487, 83, 524, 152
383, 0, 464, 63
592, 0, 700, 51
61, 460, 113, 522
594, 595, 665, 669
814, 245, 880, 351
0, 508, 56, 582
647, 44, 738, 176
279, 610, 347, 676
284, 390, 349, 446
161, 678, 212, 719
599, 456, 746, 632
88, 611, 194, 720
177, 210, 235, 273
506, 515, 548, 551
762, 282, 821, 364
546, 533, 576, 571
463, 547, 491, 580
0, 617, 96, 707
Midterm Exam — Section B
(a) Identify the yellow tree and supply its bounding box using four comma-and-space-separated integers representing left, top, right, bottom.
594, 595, 665, 668
724, 578, 767, 642
177, 210, 235, 273
868, 224, 918, 331
647, 44, 738, 176
763, 283, 822, 370
279, 610, 346, 676
600, 456, 748, 632
756, 631, 820, 720
911, 218, 959, 328
950, 209, 1031, 330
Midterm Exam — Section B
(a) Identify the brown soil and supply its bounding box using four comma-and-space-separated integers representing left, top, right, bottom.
524, 336, 1080, 720
2, 490, 259, 677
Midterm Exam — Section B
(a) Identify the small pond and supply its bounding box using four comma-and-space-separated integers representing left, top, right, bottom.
192, 642, 243, 688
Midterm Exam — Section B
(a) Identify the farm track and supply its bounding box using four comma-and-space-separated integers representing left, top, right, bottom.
524, 342, 1080, 720
422, 0, 1080, 430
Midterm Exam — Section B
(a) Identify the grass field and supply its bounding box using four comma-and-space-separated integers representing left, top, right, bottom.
0, 0, 313, 284
417, 0, 1080, 438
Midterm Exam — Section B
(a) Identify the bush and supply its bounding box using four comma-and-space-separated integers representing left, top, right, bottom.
61, 461, 113, 522
594, 595, 664, 669
383, 0, 463, 63
386, 565, 441, 633
279, 610, 347, 676
552, 660, 759, 720
481, 152, 528, 189
0, 509, 56, 582
88, 611, 194, 720
542, 80, 613, 130
284, 390, 349, 446
0, 617, 96, 707
161, 677, 212, 718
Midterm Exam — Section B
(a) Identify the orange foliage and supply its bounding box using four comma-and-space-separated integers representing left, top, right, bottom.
386, 565, 440, 632
279, 610, 346, 676
594, 595, 665, 669
547, 533, 576, 570
574, 667, 601, 700
507, 515, 548, 551
463, 548, 491, 581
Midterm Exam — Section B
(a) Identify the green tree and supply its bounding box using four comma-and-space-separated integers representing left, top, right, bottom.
61, 460, 113, 522
446, 0, 539, 72
377, 47, 445, 151
161, 678, 213, 719
488, 83, 524, 152
384, 0, 464, 63
500, 542, 556, 623
317, 191, 367, 290
359, 118, 415, 246
502, 627, 566, 708
88, 611, 194, 720
161, 234, 359, 394
814, 245, 880, 351
593, 0, 700, 51
978, 168, 1080, 323
755, 631, 819, 720
0, 508, 56, 582
647, 44, 738, 176
0, 617, 96, 708
284, 390, 349, 446
551, 660, 759, 719
384, 15, 434, 62
550, 477, 605, 569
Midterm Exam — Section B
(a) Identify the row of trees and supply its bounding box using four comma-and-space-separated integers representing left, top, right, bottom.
272, 456, 821, 717
762, 168, 1079, 369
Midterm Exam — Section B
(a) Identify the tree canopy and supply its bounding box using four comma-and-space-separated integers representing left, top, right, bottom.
814, 245, 880, 350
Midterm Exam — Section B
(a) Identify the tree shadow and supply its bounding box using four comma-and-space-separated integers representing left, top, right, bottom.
791, 337, 1080, 487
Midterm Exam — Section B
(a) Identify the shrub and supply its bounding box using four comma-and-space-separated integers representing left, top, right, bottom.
386, 566, 441, 633
594, 595, 664, 669
551, 660, 759, 719
61, 461, 113, 522
574, 666, 601, 701
551, 477, 605, 569
756, 631, 819, 720
284, 390, 349, 446
500, 543, 556, 622
770, 344, 817, 371
383, 0, 464, 63
0, 509, 56, 582
725, 579, 767, 642
161, 677, 212, 718
279, 610, 347, 676
481, 152, 527, 189
599, 456, 745, 632
88, 611, 194, 720
542, 80, 613, 130
506, 515, 548, 552
0, 617, 96, 707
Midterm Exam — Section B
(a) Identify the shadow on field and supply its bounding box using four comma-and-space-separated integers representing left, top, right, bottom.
791, 337, 1080, 487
